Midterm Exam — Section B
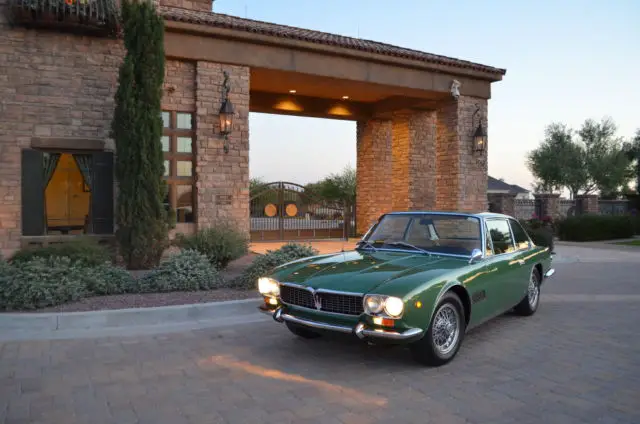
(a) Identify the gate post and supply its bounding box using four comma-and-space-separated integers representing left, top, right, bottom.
277, 182, 284, 240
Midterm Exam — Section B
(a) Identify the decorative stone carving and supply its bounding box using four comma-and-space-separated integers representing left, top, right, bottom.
450, 80, 461, 99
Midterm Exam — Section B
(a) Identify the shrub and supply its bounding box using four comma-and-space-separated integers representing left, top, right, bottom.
136, 249, 223, 293
0, 257, 88, 310
83, 263, 136, 296
233, 243, 319, 290
556, 215, 635, 241
10, 238, 112, 266
174, 222, 249, 270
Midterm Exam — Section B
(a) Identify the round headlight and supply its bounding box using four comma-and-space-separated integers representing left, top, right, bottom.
384, 296, 404, 317
364, 295, 384, 314
258, 277, 280, 296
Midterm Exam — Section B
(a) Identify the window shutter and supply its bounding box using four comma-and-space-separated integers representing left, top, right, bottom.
91, 151, 114, 234
21, 149, 45, 236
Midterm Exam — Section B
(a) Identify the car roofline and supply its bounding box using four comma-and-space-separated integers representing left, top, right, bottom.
384, 211, 515, 220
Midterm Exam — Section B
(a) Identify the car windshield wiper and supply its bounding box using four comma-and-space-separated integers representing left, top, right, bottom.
385, 241, 431, 256
356, 240, 378, 251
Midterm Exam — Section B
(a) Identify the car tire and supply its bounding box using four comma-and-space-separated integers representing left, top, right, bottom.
285, 321, 322, 339
409, 291, 465, 367
514, 267, 541, 316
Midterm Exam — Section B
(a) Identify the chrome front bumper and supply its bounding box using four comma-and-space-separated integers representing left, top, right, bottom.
544, 268, 555, 278
270, 307, 424, 341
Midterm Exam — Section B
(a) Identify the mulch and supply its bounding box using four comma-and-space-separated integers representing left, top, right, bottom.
9, 253, 262, 314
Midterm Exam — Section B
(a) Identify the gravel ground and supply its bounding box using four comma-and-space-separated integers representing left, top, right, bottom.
7, 253, 261, 314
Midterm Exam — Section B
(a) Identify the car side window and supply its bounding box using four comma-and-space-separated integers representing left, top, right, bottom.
509, 219, 531, 250
484, 223, 494, 256
486, 219, 515, 255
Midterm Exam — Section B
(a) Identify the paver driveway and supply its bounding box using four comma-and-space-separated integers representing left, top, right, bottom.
1, 246, 639, 424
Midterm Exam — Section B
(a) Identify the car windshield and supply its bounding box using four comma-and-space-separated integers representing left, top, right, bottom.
361, 213, 482, 257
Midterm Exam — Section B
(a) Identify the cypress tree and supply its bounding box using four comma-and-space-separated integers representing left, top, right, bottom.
111, 0, 168, 269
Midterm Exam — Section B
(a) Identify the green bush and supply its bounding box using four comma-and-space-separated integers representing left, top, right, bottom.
10, 238, 113, 266
0, 256, 89, 310
174, 222, 249, 270
556, 215, 635, 241
136, 249, 223, 293
232, 243, 319, 290
83, 262, 136, 296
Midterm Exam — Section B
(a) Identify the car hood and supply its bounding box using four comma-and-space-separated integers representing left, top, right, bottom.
271, 249, 469, 294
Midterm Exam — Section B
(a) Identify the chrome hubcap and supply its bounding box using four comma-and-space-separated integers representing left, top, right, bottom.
528, 273, 539, 308
432, 304, 460, 355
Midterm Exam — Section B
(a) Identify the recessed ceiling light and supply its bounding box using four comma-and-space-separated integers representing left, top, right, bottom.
289, 89, 296, 94
342, 95, 349, 100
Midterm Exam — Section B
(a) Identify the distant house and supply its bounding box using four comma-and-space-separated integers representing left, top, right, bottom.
488, 176, 532, 199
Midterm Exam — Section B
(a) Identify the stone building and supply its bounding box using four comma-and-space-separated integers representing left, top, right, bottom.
0, 0, 506, 257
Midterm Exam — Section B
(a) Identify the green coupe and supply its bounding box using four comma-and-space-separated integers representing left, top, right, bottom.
258, 211, 555, 366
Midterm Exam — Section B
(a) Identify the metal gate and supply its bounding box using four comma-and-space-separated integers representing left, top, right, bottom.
250, 181, 352, 241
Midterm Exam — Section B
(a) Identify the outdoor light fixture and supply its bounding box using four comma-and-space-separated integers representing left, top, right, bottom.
471, 105, 487, 153
219, 70, 235, 154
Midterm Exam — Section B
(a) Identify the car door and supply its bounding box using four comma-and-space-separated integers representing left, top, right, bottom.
507, 218, 537, 304
484, 218, 521, 315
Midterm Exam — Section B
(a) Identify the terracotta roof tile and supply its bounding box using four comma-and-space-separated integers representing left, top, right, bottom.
159, 6, 506, 76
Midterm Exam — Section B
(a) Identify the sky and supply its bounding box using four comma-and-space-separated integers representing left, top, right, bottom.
212, 0, 640, 190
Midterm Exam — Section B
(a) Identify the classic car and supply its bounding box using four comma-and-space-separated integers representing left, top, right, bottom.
258, 211, 555, 366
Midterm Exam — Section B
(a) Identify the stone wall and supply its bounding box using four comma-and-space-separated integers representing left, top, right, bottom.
0, 23, 124, 256
356, 119, 392, 234
195, 62, 250, 234
391, 111, 437, 211
435, 96, 488, 212
158, 0, 211, 12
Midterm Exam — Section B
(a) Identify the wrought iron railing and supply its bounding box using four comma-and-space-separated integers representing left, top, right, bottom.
6, 0, 121, 37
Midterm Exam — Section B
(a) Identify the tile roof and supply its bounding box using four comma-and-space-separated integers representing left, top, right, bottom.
159, 6, 506, 76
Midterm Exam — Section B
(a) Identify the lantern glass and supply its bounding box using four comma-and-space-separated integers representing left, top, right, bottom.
219, 98, 235, 135
473, 124, 487, 152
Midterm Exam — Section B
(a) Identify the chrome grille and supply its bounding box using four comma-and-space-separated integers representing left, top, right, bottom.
279, 285, 363, 316
280, 285, 315, 310
319, 292, 364, 316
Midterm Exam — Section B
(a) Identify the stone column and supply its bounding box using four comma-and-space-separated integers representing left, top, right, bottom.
391, 110, 437, 211
356, 119, 392, 235
435, 97, 488, 212
487, 193, 517, 216
195, 62, 250, 235
575, 194, 599, 215
534, 193, 560, 219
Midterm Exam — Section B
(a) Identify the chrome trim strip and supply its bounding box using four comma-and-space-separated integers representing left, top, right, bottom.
354, 323, 424, 340
279, 313, 354, 334
544, 268, 555, 278
276, 312, 424, 341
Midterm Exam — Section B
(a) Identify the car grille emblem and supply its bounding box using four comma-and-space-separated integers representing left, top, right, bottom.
312, 291, 322, 310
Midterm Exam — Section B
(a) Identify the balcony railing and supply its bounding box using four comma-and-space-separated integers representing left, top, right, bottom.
6, 0, 121, 37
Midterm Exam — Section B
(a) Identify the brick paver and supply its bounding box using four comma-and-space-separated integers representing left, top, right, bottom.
1, 253, 639, 423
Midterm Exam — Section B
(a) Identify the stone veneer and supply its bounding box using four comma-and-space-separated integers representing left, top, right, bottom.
356, 96, 489, 234
195, 62, 250, 234
355, 119, 392, 234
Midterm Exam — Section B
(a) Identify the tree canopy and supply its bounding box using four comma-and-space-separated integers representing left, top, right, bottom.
527, 118, 634, 199
305, 165, 356, 209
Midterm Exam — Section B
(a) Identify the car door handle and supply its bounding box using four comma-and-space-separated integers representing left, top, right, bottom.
517, 259, 525, 265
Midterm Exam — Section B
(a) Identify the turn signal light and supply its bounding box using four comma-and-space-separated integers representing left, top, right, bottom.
372, 317, 394, 327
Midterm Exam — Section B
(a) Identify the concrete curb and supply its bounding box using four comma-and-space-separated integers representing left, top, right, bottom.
0, 297, 268, 341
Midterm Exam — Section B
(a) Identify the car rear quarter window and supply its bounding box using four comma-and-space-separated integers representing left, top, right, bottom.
486, 219, 516, 254
509, 219, 531, 250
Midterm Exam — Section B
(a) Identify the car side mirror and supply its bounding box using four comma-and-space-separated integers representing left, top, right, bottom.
469, 249, 483, 265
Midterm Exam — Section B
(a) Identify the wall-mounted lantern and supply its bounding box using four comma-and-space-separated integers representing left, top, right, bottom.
219, 70, 235, 154
471, 105, 487, 153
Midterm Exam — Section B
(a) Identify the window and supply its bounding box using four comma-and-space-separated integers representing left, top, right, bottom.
486, 219, 515, 255
509, 219, 531, 250
162, 111, 196, 223
21, 149, 113, 236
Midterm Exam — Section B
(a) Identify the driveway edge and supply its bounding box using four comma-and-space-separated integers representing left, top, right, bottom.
0, 297, 266, 340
